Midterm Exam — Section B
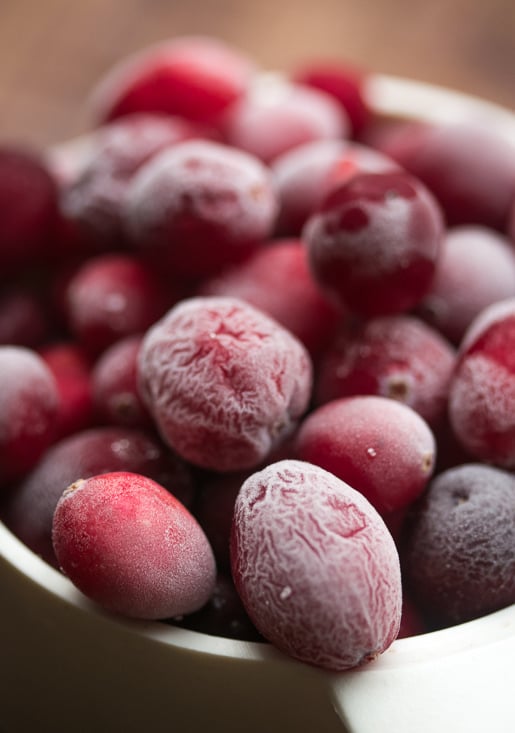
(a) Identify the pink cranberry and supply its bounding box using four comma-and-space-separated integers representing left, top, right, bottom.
222, 75, 349, 164
138, 296, 313, 472
0, 346, 60, 487
64, 253, 172, 354
417, 226, 515, 344
230, 459, 402, 670
303, 170, 444, 317
4, 426, 195, 566
91, 36, 255, 125
448, 298, 515, 467
292, 60, 371, 137
0, 147, 58, 273
315, 315, 456, 427
295, 396, 435, 515
198, 239, 343, 357
123, 140, 278, 279
271, 138, 397, 235
52, 471, 216, 619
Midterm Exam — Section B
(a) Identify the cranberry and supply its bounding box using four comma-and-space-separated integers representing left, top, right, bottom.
3, 426, 196, 566
303, 171, 444, 317
295, 396, 435, 515
222, 75, 349, 164
64, 253, 172, 354
0, 346, 60, 487
91, 36, 255, 126
123, 140, 278, 279
198, 238, 343, 357
402, 463, 515, 627
315, 314, 456, 427
52, 471, 216, 619
417, 226, 515, 344
448, 298, 515, 467
0, 286, 51, 348
271, 138, 397, 235
230, 459, 402, 670
0, 147, 58, 273
138, 296, 313, 472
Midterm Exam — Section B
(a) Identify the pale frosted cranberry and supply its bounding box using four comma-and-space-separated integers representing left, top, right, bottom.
316, 315, 456, 427
303, 171, 444, 317
376, 121, 515, 230
91, 36, 255, 125
4, 426, 195, 566
448, 298, 515, 467
0, 147, 58, 273
231, 459, 402, 670
52, 471, 216, 619
402, 463, 515, 627
61, 113, 203, 251
292, 61, 371, 137
417, 226, 515, 344
295, 396, 435, 515
64, 253, 172, 354
271, 139, 397, 235
198, 239, 343, 357
91, 335, 151, 429
0, 347, 60, 487
138, 296, 313, 472
39, 342, 95, 439
124, 140, 278, 279
222, 75, 349, 164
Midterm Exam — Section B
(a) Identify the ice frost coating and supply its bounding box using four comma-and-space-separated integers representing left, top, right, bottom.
230, 459, 402, 671
138, 296, 313, 471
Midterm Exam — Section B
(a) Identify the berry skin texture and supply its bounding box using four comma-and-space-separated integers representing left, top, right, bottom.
0, 346, 60, 487
303, 171, 444, 317
230, 459, 402, 671
52, 471, 216, 620
402, 463, 515, 627
123, 140, 278, 279
448, 298, 515, 468
295, 396, 435, 515
138, 296, 313, 472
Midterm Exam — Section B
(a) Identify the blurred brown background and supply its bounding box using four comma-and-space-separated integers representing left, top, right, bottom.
1, 0, 514, 147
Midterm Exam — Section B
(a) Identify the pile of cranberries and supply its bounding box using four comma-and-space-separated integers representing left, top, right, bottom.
2, 35, 515, 673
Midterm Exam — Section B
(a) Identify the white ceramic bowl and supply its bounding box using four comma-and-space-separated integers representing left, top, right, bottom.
2, 75, 515, 733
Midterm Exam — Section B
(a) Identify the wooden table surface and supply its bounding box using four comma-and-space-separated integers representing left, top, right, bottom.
1, 0, 514, 148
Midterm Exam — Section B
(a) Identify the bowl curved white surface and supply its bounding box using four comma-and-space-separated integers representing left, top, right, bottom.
2, 75, 515, 733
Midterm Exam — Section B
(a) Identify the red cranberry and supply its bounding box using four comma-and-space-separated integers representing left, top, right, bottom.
303, 171, 444, 317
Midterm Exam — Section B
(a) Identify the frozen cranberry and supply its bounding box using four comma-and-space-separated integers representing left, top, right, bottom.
4, 426, 195, 566
39, 342, 95, 439
417, 226, 515, 344
174, 572, 262, 641
402, 463, 515, 627
292, 61, 371, 137
0, 346, 60, 487
91, 335, 151, 429
303, 171, 444, 317
124, 140, 278, 279
316, 315, 456, 427
64, 253, 172, 354
295, 396, 435, 515
231, 459, 402, 670
52, 471, 216, 619
138, 296, 312, 472
61, 113, 203, 251
0, 286, 50, 348
222, 75, 349, 164
198, 239, 343, 357
375, 121, 515, 230
271, 139, 398, 235
448, 298, 515, 467
91, 36, 255, 125
0, 147, 58, 273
